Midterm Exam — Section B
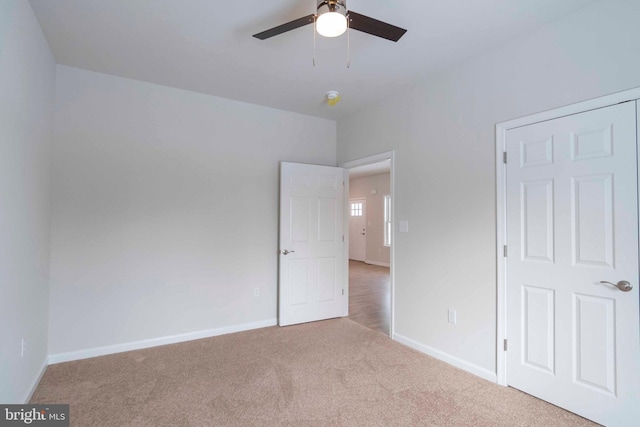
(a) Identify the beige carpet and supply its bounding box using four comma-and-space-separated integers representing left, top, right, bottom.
31, 318, 597, 426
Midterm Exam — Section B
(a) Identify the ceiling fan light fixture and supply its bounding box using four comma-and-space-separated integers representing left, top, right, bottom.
316, 0, 347, 38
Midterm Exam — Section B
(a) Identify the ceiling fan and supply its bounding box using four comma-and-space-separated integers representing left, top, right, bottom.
253, 0, 407, 42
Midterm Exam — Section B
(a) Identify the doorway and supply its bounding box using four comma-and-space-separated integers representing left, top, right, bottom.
340, 152, 394, 336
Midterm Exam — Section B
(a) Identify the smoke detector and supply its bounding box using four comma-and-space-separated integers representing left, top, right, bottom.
326, 91, 341, 106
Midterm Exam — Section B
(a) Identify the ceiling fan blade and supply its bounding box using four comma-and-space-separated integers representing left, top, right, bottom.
348, 11, 407, 42
253, 14, 315, 40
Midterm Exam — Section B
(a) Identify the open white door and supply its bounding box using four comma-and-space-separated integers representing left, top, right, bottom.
505, 101, 640, 426
279, 162, 348, 326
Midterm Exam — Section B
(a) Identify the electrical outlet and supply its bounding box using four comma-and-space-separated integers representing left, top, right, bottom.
448, 309, 457, 325
21, 338, 26, 357
253, 287, 260, 297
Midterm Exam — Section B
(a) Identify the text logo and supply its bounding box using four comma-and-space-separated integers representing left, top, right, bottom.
0, 405, 69, 427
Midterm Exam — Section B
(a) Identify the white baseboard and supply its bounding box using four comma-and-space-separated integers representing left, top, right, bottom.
365, 260, 390, 267
24, 358, 48, 403
48, 318, 277, 365
393, 332, 497, 383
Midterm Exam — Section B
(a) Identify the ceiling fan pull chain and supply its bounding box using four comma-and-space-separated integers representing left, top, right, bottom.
347, 13, 351, 68
313, 15, 317, 66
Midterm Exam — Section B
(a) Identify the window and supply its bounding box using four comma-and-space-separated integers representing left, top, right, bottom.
384, 195, 391, 247
350, 202, 363, 217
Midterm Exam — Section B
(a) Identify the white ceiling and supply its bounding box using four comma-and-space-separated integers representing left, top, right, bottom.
29, 0, 598, 120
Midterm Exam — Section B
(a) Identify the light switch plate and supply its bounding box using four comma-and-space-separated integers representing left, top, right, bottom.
399, 221, 409, 233
448, 309, 457, 324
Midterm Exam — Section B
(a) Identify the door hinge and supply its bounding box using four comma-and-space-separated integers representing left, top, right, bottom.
342, 289, 345, 296
503, 245, 507, 257
342, 235, 344, 242
504, 339, 508, 351
503, 152, 507, 164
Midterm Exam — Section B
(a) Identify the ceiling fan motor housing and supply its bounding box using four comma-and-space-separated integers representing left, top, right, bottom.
317, 0, 347, 17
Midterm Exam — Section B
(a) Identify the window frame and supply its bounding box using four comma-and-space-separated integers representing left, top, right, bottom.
383, 194, 391, 247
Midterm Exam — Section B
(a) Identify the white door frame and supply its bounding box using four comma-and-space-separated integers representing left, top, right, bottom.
340, 151, 395, 335
495, 87, 640, 386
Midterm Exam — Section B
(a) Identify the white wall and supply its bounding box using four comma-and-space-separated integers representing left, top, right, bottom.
49, 66, 336, 356
0, 0, 55, 403
349, 173, 390, 266
337, 0, 640, 376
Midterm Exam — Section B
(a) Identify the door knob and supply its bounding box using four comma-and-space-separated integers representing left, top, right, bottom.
281, 249, 295, 255
600, 280, 633, 292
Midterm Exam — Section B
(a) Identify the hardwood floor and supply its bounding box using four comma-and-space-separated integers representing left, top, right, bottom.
348, 260, 390, 335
